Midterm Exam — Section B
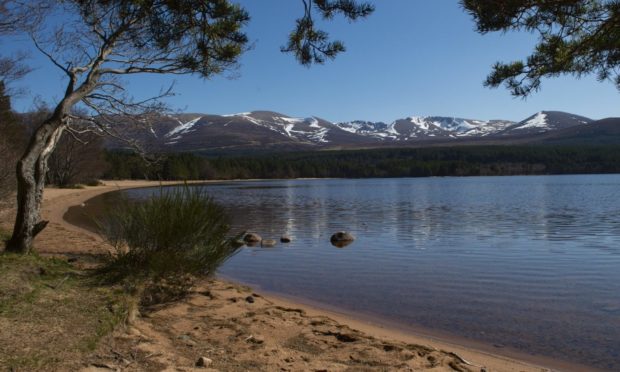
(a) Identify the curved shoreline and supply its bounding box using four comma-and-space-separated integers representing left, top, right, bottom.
40, 180, 585, 371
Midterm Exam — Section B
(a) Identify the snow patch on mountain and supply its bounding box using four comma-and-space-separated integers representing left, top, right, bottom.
337, 121, 389, 137
220, 112, 333, 143
308, 117, 320, 128
222, 112, 251, 117
283, 123, 295, 137
166, 117, 203, 137
459, 121, 513, 136
306, 127, 329, 143
518, 112, 548, 130
280, 116, 304, 124
337, 116, 516, 140
238, 114, 264, 127
443, 119, 479, 132
408, 117, 432, 131
386, 122, 399, 137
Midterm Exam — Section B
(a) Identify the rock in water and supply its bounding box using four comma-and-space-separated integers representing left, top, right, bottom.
280, 235, 292, 243
243, 232, 262, 243
261, 239, 277, 247
330, 231, 355, 248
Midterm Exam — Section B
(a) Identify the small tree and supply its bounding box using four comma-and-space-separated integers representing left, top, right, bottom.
46, 130, 107, 187
0, 81, 26, 200
461, 0, 620, 97
2, 0, 374, 253
0, 0, 30, 201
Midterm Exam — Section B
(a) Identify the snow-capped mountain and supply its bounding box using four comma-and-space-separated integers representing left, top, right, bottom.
337, 120, 391, 139
150, 111, 369, 152
217, 111, 333, 143
109, 110, 600, 153
499, 111, 593, 136
335, 116, 515, 140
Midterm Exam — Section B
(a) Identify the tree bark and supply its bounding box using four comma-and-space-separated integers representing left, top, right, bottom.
6, 116, 64, 253
5, 53, 102, 253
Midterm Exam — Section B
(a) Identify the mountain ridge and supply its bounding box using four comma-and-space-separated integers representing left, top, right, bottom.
107, 110, 620, 153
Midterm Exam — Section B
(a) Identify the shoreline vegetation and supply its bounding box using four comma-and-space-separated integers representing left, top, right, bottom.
104, 145, 620, 181
0, 180, 589, 371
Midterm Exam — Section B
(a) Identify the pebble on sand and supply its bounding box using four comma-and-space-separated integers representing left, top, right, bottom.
195, 356, 213, 367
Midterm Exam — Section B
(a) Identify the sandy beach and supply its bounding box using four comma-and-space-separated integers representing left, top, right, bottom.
0, 180, 577, 371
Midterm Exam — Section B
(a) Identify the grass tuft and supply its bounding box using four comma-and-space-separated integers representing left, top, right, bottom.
96, 185, 240, 307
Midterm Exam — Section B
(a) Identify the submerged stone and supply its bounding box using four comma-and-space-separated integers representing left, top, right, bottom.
330, 231, 355, 248
261, 239, 277, 247
243, 232, 262, 243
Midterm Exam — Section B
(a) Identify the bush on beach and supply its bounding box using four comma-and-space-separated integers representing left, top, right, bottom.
97, 185, 239, 307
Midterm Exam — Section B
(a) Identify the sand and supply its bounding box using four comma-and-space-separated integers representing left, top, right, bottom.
1, 181, 568, 371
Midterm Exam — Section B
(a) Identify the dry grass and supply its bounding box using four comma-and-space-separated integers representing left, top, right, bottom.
0, 253, 130, 371
0, 227, 9, 242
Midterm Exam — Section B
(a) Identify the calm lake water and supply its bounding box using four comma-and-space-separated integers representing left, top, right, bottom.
124, 175, 620, 370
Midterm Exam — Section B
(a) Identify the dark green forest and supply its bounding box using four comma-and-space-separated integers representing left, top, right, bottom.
103, 145, 620, 181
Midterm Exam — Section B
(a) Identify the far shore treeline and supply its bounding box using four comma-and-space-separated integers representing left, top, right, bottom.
103, 145, 620, 181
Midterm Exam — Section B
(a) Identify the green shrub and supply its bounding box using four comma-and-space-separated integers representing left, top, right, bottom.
97, 186, 238, 306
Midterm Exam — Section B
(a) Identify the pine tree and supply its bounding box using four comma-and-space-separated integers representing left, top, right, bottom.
2, 0, 374, 252
462, 0, 620, 96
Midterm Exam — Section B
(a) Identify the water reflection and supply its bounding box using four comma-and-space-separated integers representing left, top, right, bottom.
125, 175, 620, 370
331, 240, 353, 248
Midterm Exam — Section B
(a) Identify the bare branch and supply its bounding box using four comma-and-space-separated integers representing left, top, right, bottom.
62, 126, 90, 145
30, 34, 73, 77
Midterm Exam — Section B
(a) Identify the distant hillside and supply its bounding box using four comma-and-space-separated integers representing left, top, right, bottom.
498, 111, 592, 136
534, 118, 620, 145
144, 111, 373, 152
102, 109, 620, 153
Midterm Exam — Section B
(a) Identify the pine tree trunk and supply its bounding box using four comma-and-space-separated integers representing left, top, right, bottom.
6, 118, 64, 253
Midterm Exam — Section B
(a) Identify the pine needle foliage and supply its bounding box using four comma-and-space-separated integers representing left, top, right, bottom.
462, 0, 620, 97
282, 0, 375, 65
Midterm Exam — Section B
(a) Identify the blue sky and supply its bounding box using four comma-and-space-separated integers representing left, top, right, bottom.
4, 0, 619, 123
